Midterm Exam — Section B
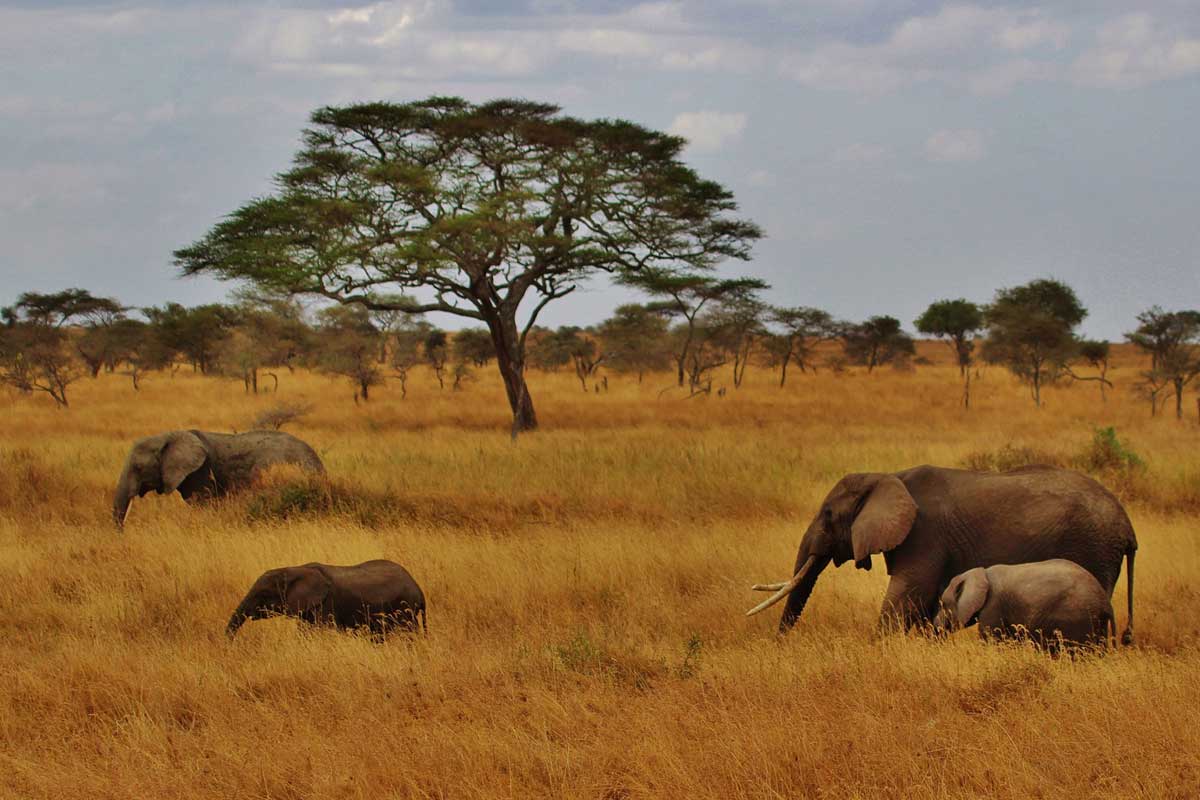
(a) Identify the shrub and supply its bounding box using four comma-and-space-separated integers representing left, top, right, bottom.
1074, 426, 1144, 475
961, 444, 1064, 473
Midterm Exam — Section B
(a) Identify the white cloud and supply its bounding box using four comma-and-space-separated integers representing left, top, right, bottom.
925, 129, 986, 162
1072, 13, 1200, 88
967, 59, 1053, 94
328, 5, 379, 27
668, 110, 747, 153
781, 4, 1068, 94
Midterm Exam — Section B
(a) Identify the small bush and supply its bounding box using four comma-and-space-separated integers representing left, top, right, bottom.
252, 402, 314, 431
1074, 426, 1144, 475
962, 444, 1064, 473
552, 630, 665, 690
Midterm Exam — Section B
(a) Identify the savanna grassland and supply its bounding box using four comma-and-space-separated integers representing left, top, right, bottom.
2, 344, 1200, 799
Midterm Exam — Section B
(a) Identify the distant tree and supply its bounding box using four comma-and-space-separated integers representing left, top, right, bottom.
0, 326, 80, 407
843, 315, 915, 373
565, 329, 605, 392
3, 288, 123, 329
390, 317, 433, 399
678, 315, 731, 392
1126, 307, 1200, 419
624, 268, 768, 388
527, 327, 576, 372
527, 326, 603, 390
706, 291, 768, 389
453, 328, 496, 368
596, 304, 672, 383
222, 300, 310, 393
108, 318, 172, 390
1067, 339, 1113, 404
174, 97, 761, 433
425, 329, 448, 389
316, 305, 383, 401
982, 279, 1087, 407
451, 362, 475, 391
765, 306, 838, 388
915, 299, 985, 408
0, 295, 92, 407
144, 302, 237, 374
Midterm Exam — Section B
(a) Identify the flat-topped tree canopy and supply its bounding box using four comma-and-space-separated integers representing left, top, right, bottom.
175, 96, 762, 431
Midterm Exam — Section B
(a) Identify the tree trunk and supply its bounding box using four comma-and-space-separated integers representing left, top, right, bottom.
485, 313, 537, 433
779, 352, 791, 388
1175, 378, 1184, 419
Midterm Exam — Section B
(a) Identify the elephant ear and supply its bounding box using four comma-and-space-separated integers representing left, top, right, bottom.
851, 475, 918, 563
282, 566, 331, 616
161, 431, 207, 494
954, 568, 990, 625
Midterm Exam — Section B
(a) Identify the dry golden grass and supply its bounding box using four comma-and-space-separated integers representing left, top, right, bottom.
2, 345, 1200, 798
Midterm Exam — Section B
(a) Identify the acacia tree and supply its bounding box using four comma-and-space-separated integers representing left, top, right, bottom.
915, 299, 984, 408
1069, 339, 1113, 404
765, 306, 837, 388
174, 97, 760, 432
596, 304, 671, 383
707, 291, 767, 389
144, 302, 237, 374
981, 279, 1086, 407
1126, 307, 1200, 419
425, 329, 448, 389
842, 315, 914, 373
390, 317, 432, 399
624, 269, 768, 388
453, 328, 496, 368
316, 305, 383, 401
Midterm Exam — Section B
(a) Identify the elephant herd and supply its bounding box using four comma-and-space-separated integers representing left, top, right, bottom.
113, 429, 1138, 650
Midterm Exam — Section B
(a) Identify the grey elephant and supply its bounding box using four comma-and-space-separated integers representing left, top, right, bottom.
746, 465, 1137, 641
933, 559, 1115, 650
225, 560, 427, 638
113, 429, 324, 527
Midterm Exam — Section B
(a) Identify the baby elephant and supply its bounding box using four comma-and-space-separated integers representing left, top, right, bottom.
226, 560, 426, 639
934, 559, 1115, 650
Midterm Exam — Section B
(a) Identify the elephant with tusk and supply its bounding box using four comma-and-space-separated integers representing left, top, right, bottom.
747, 464, 1137, 642
112, 429, 324, 528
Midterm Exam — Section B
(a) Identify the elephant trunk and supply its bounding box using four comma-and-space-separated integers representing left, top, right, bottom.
226, 603, 251, 638
777, 555, 831, 633
112, 468, 136, 529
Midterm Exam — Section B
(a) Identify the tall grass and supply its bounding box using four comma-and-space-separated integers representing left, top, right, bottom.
1, 345, 1198, 798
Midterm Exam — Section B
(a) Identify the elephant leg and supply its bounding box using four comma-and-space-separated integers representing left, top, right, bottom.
878, 573, 942, 635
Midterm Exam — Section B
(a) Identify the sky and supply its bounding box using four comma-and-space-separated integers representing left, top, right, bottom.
1, 1, 1198, 339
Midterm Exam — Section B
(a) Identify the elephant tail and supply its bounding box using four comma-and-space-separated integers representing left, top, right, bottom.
1120, 545, 1135, 646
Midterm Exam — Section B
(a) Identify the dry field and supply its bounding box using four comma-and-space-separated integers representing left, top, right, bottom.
2, 343, 1199, 799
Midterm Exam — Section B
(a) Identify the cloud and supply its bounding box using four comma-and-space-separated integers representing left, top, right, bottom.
780, 4, 1068, 94
668, 110, 747, 153
1072, 13, 1200, 88
925, 129, 986, 162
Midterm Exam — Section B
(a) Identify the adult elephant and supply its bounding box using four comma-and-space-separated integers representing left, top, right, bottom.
112, 429, 324, 527
226, 560, 427, 638
746, 465, 1137, 643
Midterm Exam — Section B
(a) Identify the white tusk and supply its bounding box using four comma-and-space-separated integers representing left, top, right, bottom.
745, 555, 817, 617
121, 500, 132, 526
751, 581, 789, 592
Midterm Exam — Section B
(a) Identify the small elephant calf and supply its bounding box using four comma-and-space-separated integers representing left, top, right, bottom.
226, 560, 426, 638
934, 559, 1115, 650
